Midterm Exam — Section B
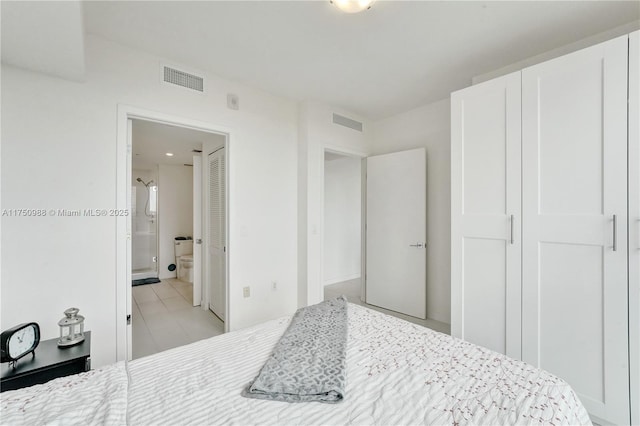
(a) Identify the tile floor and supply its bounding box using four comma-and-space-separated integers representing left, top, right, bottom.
324, 278, 451, 335
132, 278, 224, 359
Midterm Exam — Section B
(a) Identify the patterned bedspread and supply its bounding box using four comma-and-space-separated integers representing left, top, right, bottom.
0, 302, 592, 425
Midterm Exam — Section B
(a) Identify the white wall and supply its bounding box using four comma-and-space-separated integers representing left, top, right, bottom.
158, 164, 193, 279
323, 157, 361, 285
1, 35, 298, 367
298, 101, 371, 307
372, 98, 451, 324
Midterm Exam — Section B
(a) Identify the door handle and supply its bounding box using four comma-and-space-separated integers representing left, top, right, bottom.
510, 214, 514, 245
612, 214, 617, 252
409, 243, 424, 248
196, 238, 202, 244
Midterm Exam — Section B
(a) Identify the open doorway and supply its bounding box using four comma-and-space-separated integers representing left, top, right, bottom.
322, 150, 364, 303
127, 118, 228, 360
320, 148, 449, 334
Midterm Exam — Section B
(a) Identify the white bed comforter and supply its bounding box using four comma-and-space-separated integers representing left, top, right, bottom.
0, 362, 128, 425
1, 303, 592, 425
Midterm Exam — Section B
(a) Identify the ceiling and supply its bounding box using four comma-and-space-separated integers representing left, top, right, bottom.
83, 1, 639, 119
2, 2, 639, 120
132, 119, 224, 170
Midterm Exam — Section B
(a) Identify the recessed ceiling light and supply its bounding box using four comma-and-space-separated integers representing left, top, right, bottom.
165, 152, 174, 157
330, 0, 373, 13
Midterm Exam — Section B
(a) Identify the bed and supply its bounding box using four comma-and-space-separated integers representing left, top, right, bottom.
1, 302, 591, 425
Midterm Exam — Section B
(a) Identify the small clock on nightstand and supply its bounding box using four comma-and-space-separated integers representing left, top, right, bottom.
0, 322, 40, 369
1, 326, 91, 393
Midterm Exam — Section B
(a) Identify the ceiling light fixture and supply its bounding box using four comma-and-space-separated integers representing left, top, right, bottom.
330, 0, 373, 13
165, 152, 174, 157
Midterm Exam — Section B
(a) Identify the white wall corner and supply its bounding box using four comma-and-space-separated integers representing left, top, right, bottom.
1, 1, 86, 82
297, 101, 310, 308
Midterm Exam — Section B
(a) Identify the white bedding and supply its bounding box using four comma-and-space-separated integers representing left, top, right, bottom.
0, 362, 128, 425
1, 303, 591, 425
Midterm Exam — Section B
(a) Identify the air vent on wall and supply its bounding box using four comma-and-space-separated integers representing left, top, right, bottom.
163, 65, 204, 92
332, 113, 363, 132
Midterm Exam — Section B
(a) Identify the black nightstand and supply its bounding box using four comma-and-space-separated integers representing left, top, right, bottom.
0, 331, 91, 392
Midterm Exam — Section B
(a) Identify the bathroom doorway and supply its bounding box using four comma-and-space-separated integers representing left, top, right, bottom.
127, 117, 228, 359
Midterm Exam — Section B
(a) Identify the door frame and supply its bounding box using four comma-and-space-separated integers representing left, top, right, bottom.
116, 104, 231, 362
192, 155, 202, 307
319, 144, 367, 303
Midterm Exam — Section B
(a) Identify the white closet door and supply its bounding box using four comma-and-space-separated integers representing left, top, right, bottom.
219, 151, 226, 319
450, 71, 521, 358
208, 148, 226, 320
629, 30, 640, 426
522, 36, 629, 424
366, 148, 426, 319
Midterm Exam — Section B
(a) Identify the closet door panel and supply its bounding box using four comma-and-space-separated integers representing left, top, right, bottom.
537, 63, 604, 214
522, 35, 629, 424
462, 238, 507, 354
629, 29, 639, 426
461, 91, 507, 215
538, 243, 604, 401
451, 71, 521, 359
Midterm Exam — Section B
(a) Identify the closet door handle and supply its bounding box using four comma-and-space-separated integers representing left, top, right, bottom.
612, 214, 617, 251
510, 215, 514, 245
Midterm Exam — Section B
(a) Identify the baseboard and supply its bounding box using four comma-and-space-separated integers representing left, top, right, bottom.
427, 310, 450, 325
324, 273, 361, 286
159, 272, 177, 280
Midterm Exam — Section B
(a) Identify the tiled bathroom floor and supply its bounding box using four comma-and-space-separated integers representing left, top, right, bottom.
132, 278, 224, 359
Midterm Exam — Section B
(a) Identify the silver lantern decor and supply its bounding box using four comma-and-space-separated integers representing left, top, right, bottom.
57, 307, 85, 347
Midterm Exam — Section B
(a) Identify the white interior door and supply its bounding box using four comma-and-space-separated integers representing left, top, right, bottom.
522, 36, 629, 425
192, 155, 202, 307
366, 148, 426, 319
450, 71, 522, 358
207, 148, 226, 320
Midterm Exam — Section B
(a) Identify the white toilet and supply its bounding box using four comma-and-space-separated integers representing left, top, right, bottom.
174, 240, 194, 283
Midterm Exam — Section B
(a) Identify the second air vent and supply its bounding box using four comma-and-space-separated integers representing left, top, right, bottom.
163, 66, 204, 92
332, 113, 363, 132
